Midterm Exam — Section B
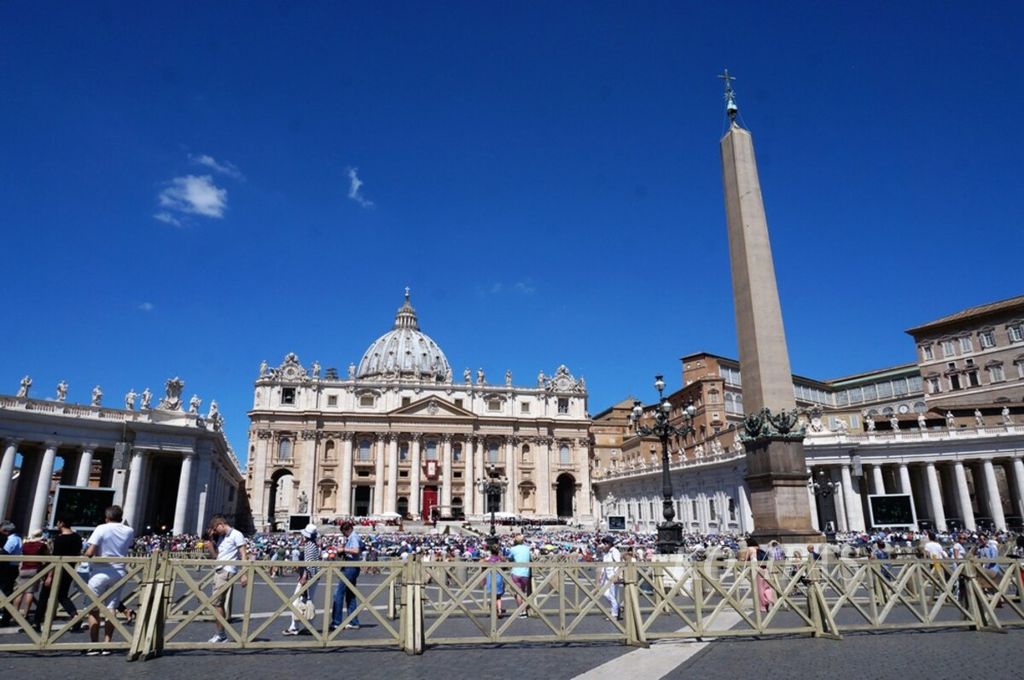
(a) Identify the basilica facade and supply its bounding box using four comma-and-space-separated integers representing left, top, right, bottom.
245, 292, 593, 530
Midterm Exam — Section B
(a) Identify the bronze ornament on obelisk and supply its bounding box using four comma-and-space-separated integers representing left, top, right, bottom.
718, 71, 820, 544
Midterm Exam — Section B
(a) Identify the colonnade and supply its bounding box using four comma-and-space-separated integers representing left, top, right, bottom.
809, 455, 1024, 533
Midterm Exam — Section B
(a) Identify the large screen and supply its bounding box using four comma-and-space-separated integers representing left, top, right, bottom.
868, 494, 917, 528
50, 486, 116, 530
607, 515, 626, 531
288, 514, 312, 532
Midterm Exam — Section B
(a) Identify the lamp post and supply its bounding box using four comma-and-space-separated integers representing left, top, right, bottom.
628, 375, 696, 554
808, 469, 839, 543
476, 464, 509, 549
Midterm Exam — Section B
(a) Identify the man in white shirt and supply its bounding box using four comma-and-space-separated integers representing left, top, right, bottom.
84, 505, 135, 653
205, 515, 248, 643
923, 531, 947, 559
598, 536, 622, 621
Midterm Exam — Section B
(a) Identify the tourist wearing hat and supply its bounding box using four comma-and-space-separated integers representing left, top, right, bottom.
283, 524, 320, 635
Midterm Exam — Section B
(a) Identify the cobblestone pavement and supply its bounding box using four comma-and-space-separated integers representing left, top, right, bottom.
2, 628, 1021, 679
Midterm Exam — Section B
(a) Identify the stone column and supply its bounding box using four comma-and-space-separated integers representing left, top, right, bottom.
463, 437, 475, 515
898, 463, 912, 495
409, 434, 422, 517
339, 433, 353, 516
953, 461, 976, 531
924, 462, 947, 532
385, 435, 399, 514
123, 450, 146, 528
504, 437, 515, 513
172, 452, 195, 535
832, 470, 848, 532
840, 464, 865, 532
192, 449, 212, 534
806, 471, 819, 531
872, 465, 886, 495
535, 438, 551, 516
441, 435, 453, 510
0, 440, 19, 520
1011, 457, 1024, 522
29, 443, 58, 534
739, 482, 754, 532
373, 434, 385, 515
75, 448, 94, 487
982, 459, 1006, 530
577, 439, 593, 518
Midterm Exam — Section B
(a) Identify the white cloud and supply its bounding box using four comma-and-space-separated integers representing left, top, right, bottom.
477, 280, 537, 297
189, 154, 244, 180
346, 167, 374, 208
153, 211, 182, 227
138, 302, 155, 312
514, 280, 536, 294
156, 174, 227, 220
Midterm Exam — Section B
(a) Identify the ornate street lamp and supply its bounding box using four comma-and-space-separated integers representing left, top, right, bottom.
628, 375, 696, 554
808, 469, 840, 543
476, 464, 509, 549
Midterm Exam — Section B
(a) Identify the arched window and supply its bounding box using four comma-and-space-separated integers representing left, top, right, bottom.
399, 442, 409, 462
425, 440, 438, 461
358, 439, 372, 461
278, 439, 292, 460
521, 445, 531, 463
324, 440, 336, 461
559, 444, 571, 465
487, 440, 500, 464
452, 443, 462, 463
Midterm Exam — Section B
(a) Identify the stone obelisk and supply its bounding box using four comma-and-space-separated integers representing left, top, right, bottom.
718, 71, 819, 544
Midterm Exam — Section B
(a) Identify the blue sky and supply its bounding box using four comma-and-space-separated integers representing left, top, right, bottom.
2, 2, 1022, 463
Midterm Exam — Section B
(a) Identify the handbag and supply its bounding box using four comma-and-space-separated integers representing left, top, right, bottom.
292, 596, 315, 620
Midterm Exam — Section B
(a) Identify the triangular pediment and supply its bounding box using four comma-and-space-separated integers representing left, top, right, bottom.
389, 396, 474, 418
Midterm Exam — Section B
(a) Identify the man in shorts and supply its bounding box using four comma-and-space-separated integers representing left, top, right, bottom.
83, 506, 134, 654
508, 534, 532, 617
205, 515, 248, 643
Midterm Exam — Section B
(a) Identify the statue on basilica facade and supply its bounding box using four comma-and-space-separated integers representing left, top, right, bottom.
833, 418, 848, 434
125, 388, 137, 410
55, 380, 68, 402
694, 443, 705, 458
464, 367, 472, 384
974, 409, 984, 427
188, 394, 201, 414
348, 363, 356, 379
710, 438, 723, 455
297, 490, 308, 513
91, 385, 103, 406
141, 387, 152, 410
159, 377, 185, 410
889, 414, 900, 431
16, 375, 31, 398
731, 438, 743, 454
946, 411, 956, 429
917, 412, 927, 430
444, 366, 452, 383
208, 399, 220, 420
477, 368, 485, 385
864, 413, 876, 432
1002, 406, 1013, 426
505, 369, 512, 386
259, 360, 268, 377
311, 361, 321, 378
537, 370, 546, 387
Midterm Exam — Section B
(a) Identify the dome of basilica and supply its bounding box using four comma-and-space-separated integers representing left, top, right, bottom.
356, 290, 452, 381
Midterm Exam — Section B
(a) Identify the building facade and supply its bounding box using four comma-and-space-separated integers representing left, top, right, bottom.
0, 378, 244, 535
246, 293, 593, 530
593, 296, 1024, 534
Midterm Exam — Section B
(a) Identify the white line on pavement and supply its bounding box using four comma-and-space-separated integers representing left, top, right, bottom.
572, 611, 742, 680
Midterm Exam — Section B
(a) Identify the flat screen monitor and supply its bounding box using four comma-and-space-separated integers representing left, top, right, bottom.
867, 493, 917, 529
607, 515, 626, 532
288, 514, 312, 532
49, 486, 116, 531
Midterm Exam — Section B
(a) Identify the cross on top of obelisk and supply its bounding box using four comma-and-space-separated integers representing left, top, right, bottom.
718, 69, 738, 122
